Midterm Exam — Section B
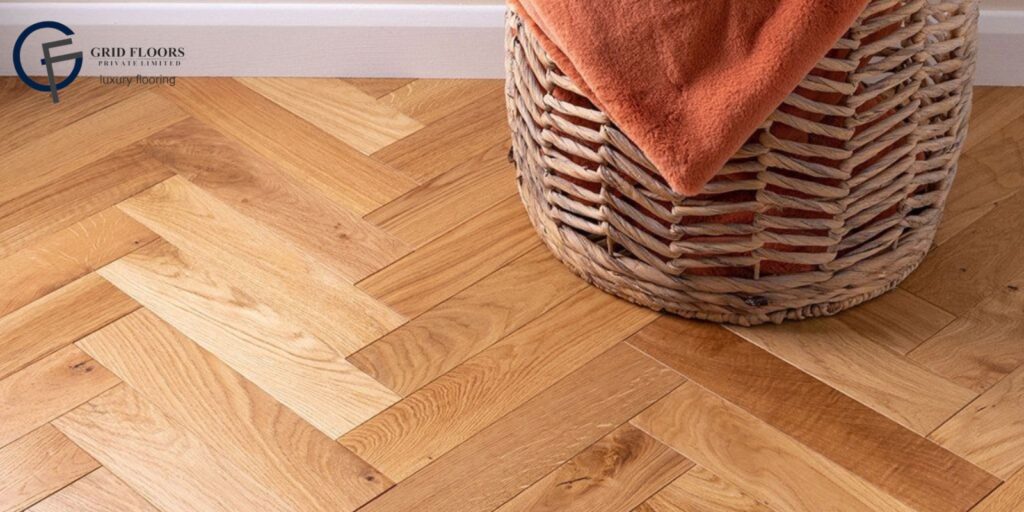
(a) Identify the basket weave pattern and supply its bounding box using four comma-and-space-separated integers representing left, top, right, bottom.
506, 0, 978, 325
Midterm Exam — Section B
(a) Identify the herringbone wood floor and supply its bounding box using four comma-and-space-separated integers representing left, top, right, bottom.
1, 77, 1022, 512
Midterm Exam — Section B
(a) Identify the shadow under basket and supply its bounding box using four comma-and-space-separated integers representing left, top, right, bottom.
506, 0, 978, 326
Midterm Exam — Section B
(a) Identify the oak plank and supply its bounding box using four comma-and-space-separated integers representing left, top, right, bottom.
77, 309, 391, 511
0, 91, 186, 205
116, 176, 404, 355
0, 273, 139, 380
239, 77, 423, 154
382, 79, 505, 124
364, 140, 518, 247
902, 190, 1024, 315
0, 208, 156, 318
99, 241, 399, 438
341, 287, 659, 481
962, 87, 1024, 154
27, 468, 159, 512
349, 245, 587, 396
931, 364, 1024, 479
635, 466, 775, 512
159, 78, 417, 214
834, 288, 955, 355
344, 78, 415, 98
140, 117, 410, 282
358, 195, 539, 318
728, 315, 977, 435
909, 274, 1024, 393
496, 424, 692, 512
0, 146, 173, 260
372, 85, 510, 183
0, 345, 119, 449
0, 425, 99, 512
972, 467, 1024, 512
357, 343, 683, 512
632, 317, 999, 512
632, 383, 916, 512
53, 384, 295, 512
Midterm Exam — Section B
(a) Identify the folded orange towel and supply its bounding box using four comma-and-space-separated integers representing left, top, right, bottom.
509, 0, 869, 195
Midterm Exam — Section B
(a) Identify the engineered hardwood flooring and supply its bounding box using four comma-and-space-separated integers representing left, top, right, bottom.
0, 77, 1021, 511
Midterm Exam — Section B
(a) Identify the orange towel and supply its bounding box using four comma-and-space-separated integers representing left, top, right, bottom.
509, 0, 869, 195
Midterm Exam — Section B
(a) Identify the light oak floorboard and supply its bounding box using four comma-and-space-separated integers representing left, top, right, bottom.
0, 91, 186, 205
729, 315, 977, 435
239, 78, 423, 155
633, 466, 775, 512
358, 343, 683, 512
909, 274, 1024, 393
833, 287, 956, 355
0, 146, 172, 260
931, 364, 1024, 479
341, 287, 659, 481
0, 425, 99, 512
159, 78, 417, 214
0, 208, 156, 318
496, 424, 692, 512
365, 140, 518, 248
26, 468, 159, 512
349, 245, 587, 396
141, 117, 410, 282
53, 384, 295, 512
344, 78, 415, 99
972, 467, 1024, 512
632, 383, 917, 512
632, 316, 1000, 512
358, 195, 539, 318
99, 241, 399, 438
0, 273, 139, 380
0, 345, 119, 449
116, 176, 404, 355
77, 309, 392, 511
382, 79, 505, 124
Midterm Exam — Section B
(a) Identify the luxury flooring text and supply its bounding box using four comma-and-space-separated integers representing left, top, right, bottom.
1, 77, 1023, 511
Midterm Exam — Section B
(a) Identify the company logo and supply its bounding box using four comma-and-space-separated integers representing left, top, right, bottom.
13, 21, 84, 103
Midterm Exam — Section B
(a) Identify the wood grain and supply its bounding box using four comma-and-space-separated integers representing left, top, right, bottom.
0, 145, 172, 260
902, 190, 1024, 315
358, 195, 539, 318
632, 383, 917, 512
53, 384, 295, 512
909, 274, 1024, 393
27, 468, 159, 512
0, 208, 156, 318
372, 84, 510, 183
341, 287, 659, 481
159, 78, 417, 214
365, 140, 518, 248
496, 424, 692, 512
635, 466, 775, 512
116, 176, 404, 355
729, 315, 977, 435
0, 425, 99, 512
0, 91, 186, 205
0, 273, 139, 380
240, 77, 423, 154
99, 240, 399, 438
0, 344, 119, 449
972, 467, 1024, 512
357, 343, 683, 512
834, 287, 956, 355
349, 245, 586, 396
931, 364, 1024, 479
141, 117, 410, 282
631, 317, 1000, 512
77, 308, 391, 511
382, 79, 505, 124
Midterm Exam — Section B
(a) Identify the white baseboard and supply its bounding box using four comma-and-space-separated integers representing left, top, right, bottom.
1, 2, 1021, 84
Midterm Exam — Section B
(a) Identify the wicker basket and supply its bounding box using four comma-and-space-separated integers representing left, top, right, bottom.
506, 0, 978, 326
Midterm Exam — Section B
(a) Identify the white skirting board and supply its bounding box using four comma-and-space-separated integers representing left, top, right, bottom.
1, 2, 1021, 84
